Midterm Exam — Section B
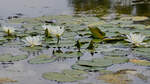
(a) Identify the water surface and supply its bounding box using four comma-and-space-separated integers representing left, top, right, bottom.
0, 0, 150, 18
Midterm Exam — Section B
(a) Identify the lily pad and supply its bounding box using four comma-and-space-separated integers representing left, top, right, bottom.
104, 56, 129, 64
28, 54, 57, 64
72, 56, 129, 71
132, 16, 149, 22
0, 78, 17, 84
102, 49, 129, 56
89, 26, 105, 39
133, 48, 150, 60
54, 51, 83, 58
77, 58, 113, 67
42, 69, 87, 82
63, 69, 87, 76
0, 54, 28, 62
71, 64, 105, 71
130, 59, 150, 66
20, 46, 43, 52
98, 73, 132, 84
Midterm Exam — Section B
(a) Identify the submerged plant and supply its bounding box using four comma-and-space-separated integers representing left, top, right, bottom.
125, 33, 146, 46
2, 26, 15, 36
42, 24, 64, 44
22, 36, 42, 47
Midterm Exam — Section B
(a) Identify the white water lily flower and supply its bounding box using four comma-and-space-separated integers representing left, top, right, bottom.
42, 24, 53, 34
22, 36, 42, 47
51, 26, 64, 37
125, 33, 146, 46
2, 26, 15, 35
42, 24, 64, 37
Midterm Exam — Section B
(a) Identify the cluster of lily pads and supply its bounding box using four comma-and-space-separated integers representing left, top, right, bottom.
1, 16, 149, 49
0, 15, 150, 83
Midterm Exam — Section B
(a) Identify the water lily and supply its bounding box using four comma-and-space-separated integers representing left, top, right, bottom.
125, 33, 146, 46
42, 24, 64, 37
42, 24, 53, 37
22, 36, 42, 47
2, 26, 15, 36
42, 24, 64, 44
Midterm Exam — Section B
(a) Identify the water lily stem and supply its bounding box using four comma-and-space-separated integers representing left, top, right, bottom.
7, 30, 11, 36
45, 28, 49, 37
57, 36, 60, 45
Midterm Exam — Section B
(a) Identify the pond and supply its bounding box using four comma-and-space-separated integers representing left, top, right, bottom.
0, 0, 150, 84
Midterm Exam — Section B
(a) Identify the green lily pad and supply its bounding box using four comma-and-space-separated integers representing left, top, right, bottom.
133, 48, 150, 60
103, 56, 129, 64
72, 56, 129, 71
77, 58, 113, 67
102, 49, 129, 56
54, 51, 83, 58
63, 69, 87, 76
42, 69, 87, 82
0, 54, 28, 62
71, 64, 105, 71
20, 46, 43, 52
28, 54, 57, 64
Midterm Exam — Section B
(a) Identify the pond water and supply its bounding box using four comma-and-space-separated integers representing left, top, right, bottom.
0, 0, 150, 84
0, 0, 150, 18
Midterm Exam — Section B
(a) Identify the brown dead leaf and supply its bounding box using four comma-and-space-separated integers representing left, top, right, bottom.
0, 78, 17, 84
98, 73, 131, 84
130, 59, 150, 66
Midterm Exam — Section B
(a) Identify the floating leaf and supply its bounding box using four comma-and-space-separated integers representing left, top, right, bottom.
89, 26, 105, 39
20, 46, 43, 52
77, 58, 113, 67
63, 69, 87, 76
28, 54, 57, 64
98, 73, 131, 84
55, 51, 83, 58
98, 74, 131, 84
104, 56, 129, 64
42, 69, 87, 82
88, 21, 105, 27
102, 50, 129, 56
0, 54, 28, 62
130, 59, 150, 66
71, 64, 105, 71
0, 78, 17, 84
72, 56, 129, 71
132, 16, 149, 22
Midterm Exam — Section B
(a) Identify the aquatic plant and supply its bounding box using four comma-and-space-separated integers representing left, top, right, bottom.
42, 24, 53, 37
2, 26, 15, 36
42, 24, 64, 44
125, 33, 146, 46
42, 69, 87, 82
22, 36, 42, 47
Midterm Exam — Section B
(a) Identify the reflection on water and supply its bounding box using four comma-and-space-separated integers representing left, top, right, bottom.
0, 0, 150, 17
69, 0, 110, 16
69, 0, 150, 17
